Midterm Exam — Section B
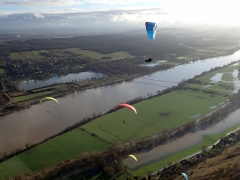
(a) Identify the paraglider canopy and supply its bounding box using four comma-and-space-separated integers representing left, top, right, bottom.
145, 57, 152, 62
114, 103, 137, 114
181, 173, 188, 180
145, 22, 157, 40
128, 154, 137, 161
40, 97, 59, 104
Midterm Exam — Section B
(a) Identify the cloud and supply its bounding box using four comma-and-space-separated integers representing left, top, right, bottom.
1, 0, 151, 6
109, 8, 169, 23
34, 13, 44, 18
83, 0, 161, 4
1, 0, 82, 6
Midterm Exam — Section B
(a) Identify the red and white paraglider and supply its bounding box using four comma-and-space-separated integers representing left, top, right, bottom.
114, 103, 137, 114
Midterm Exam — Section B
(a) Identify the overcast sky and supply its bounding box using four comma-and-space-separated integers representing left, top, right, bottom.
1, 0, 240, 33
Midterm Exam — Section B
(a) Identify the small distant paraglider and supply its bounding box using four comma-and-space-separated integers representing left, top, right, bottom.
181, 173, 188, 180
145, 22, 157, 40
40, 97, 59, 104
114, 103, 137, 114
145, 57, 153, 62
128, 154, 137, 161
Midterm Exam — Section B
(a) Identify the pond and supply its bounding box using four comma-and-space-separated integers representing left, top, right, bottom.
18, 72, 107, 91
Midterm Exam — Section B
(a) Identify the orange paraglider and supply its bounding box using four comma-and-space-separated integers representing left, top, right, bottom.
114, 103, 137, 114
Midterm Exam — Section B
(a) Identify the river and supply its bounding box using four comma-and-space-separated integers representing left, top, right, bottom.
0, 51, 240, 154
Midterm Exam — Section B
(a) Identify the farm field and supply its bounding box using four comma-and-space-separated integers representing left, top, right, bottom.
9, 48, 135, 61
0, 128, 111, 180
14, 91, 54, 102
10, 50, 47, 60
0, 156, 30, 180
82, 89, 227, 144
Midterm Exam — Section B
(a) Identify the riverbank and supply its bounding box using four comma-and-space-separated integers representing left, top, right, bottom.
128, 121, 240, 177
0, 73, 148, 117
147, 125, 240, 180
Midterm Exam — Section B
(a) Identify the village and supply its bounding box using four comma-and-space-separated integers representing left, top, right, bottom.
3, 55, 70, 79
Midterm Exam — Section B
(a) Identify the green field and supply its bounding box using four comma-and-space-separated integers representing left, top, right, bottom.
197, 65, 238, 83
14, 91, 54, 102
10, 51, 46, 60
0, 156, 31, 180
9, 48, 135, 61
179, 45, 240, 62
129, 122, 240, 177
32, 84, 69, 93
67, 48, 135, 61
163, 44, 238, 63
184, 63, 239, 95
82, 90, 227, 144
0, 68, 5, 74
0, 128, 111, 180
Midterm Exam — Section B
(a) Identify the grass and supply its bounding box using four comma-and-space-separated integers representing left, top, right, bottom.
14, 91, 54, 102
181, 46, 238, 61
10, 51, 46, 60
186, 83, 233, 96
185, 64, 239, 97
67, 48, 135, 61
32, 84, 69, 93
128, 122, 240, 177
183, 51, 228, 61
16, 128, 110, 171
0, 156, 31, 180
82, 90, 227, 144
0, 129, 111, 180
9, 48, 135, 61
0, 68, 5, 74
196, 64, 239, 83
160, 61, 180, 65
222, 73, 234, 81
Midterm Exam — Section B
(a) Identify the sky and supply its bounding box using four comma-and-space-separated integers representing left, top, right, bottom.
0, 0, 240, 33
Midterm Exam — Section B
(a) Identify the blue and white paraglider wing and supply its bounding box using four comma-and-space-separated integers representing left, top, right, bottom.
181, 173, 188, 180
145, 22, 157, 40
